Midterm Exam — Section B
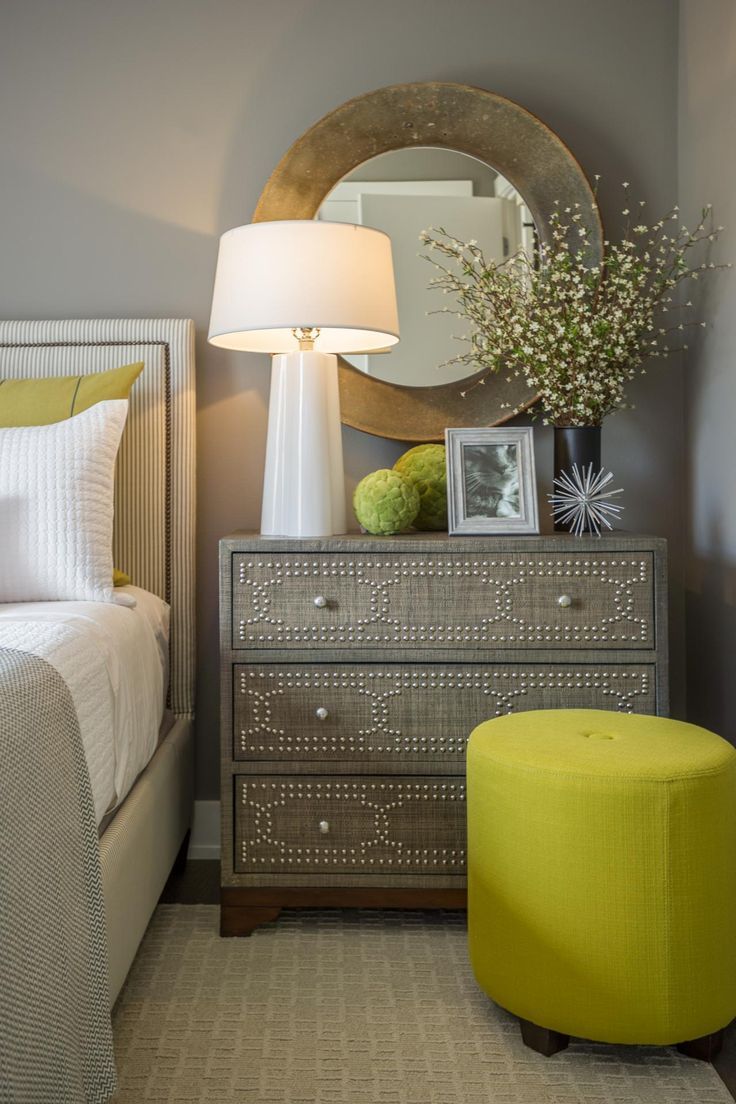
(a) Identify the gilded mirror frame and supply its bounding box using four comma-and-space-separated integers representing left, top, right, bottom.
254, 82, 603, 442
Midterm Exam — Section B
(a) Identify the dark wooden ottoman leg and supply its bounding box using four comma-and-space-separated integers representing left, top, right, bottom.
519, 1017, 570, 1056
677, 1029, 725, 1062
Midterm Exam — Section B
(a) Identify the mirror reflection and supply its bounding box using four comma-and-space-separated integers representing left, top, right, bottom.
317, 148, 537, 388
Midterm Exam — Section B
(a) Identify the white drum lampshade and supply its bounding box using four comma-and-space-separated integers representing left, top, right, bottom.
208, 220, 399, 537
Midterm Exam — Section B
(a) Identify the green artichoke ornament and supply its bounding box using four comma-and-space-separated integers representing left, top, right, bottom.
393, 444, 447, 531
353, 469, 420, 535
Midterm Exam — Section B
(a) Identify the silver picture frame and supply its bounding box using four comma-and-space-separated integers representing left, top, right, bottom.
445, 427, 539, 535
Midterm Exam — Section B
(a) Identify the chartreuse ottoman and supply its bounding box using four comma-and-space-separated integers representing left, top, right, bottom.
467, 710, 736, 1060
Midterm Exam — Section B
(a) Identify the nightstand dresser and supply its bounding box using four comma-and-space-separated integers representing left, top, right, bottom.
220, 532, 668, 935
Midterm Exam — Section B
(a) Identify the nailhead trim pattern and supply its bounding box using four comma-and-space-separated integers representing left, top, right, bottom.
236, 777, 466, 874
236, 665, 654, 757
235, 556, 652, 647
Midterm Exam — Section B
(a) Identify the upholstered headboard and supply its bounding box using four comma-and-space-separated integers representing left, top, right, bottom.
0, 319, 196, 718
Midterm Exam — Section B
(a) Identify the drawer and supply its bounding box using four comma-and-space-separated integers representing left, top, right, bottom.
232, 553, 654, 650
234, 775, 466, 876
234, 663, 657, 764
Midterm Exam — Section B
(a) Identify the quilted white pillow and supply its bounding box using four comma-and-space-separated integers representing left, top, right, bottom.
0, 399, 129, 604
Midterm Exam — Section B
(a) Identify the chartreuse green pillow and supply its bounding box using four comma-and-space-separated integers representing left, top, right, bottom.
0, 360, 144, 427
0, 361, 144, 587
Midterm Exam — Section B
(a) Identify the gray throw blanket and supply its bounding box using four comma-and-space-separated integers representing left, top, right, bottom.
0, 648, 117, 1103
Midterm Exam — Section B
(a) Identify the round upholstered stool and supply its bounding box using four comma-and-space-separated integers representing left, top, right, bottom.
467, 709, 736, 1060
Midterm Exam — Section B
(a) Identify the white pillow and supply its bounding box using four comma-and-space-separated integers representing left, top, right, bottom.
0, 400, 129, 604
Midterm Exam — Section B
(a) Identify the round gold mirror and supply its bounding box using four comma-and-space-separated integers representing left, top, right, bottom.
254, 82, 602, 441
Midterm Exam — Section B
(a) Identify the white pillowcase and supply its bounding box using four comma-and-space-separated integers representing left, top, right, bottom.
0, 400, 129, 604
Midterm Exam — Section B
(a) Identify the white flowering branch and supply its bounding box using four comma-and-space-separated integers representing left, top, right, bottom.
421, 186, 729, 426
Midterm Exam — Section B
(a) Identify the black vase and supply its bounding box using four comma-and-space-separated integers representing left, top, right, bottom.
553, 426, 602, 533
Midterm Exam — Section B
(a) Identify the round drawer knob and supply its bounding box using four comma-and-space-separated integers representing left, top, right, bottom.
557, 594, 573, 608
315, 707, 329, 721
313, 595, 328, 608
318, 820, 330, 834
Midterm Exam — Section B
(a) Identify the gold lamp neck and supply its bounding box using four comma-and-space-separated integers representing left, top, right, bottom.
293, 326, 320, 352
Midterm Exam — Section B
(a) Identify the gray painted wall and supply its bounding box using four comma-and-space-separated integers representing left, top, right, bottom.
680, 0, 736, 739
0, 0, 680, 798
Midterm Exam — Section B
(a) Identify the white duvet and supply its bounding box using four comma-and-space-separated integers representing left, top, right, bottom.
0, 586, 169, 825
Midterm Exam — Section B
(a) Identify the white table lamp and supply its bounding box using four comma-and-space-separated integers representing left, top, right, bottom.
208, 220, 399, 537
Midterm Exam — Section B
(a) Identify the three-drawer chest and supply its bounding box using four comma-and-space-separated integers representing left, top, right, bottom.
219, 532, 668, 934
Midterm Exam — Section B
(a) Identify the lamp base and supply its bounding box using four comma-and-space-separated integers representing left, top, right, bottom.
260, 350, 346, 537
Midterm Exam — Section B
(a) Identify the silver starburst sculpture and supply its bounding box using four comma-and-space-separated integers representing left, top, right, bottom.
548, 464, 624, 537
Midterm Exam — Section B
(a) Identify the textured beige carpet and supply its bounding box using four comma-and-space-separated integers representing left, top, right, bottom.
112, 906, 732, 1103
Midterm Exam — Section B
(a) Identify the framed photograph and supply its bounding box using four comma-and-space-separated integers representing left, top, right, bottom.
445, 427, 539, 535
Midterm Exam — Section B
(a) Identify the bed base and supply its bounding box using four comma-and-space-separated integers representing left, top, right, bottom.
100, 716, 194, 1006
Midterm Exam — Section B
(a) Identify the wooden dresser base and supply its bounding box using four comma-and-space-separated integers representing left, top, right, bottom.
220, 887, 467, 936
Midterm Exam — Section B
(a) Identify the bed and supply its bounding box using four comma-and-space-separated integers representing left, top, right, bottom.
0, 318, 196, 1018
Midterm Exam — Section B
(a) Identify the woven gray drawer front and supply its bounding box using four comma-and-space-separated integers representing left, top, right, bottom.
234, 663, 657, 763
232, 553, 654, 650
234, 775, 466, 876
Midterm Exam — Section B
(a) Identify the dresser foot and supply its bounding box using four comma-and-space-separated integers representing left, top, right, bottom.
220, 905, 282, 937
676, 1029, 724, 1062
519, 1018, 570, 1057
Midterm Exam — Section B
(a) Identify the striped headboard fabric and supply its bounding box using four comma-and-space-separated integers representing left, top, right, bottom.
0, 319, 196, 718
